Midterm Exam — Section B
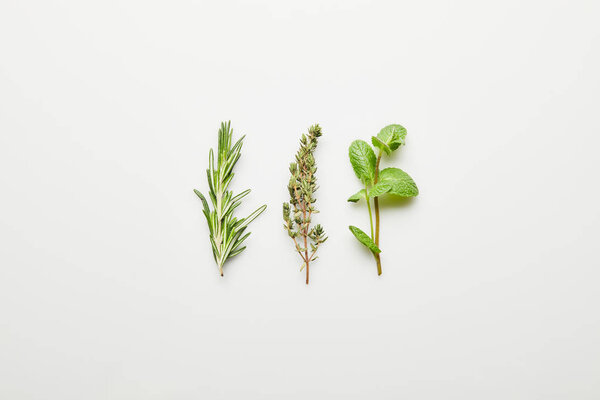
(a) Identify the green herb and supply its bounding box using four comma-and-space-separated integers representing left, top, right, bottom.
347, 124, 418, 275
283, 124, 327, 284
194, 121, 267, 276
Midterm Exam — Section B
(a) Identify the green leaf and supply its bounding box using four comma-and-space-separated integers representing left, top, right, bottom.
377, 124, 406, 152
379, 167, 419, 197
347, 189, 366, 202
371, 136, 391, 155
348, 181, 393, 201
349, 140, 376, 184
194, 189, 211, 219
368, 182, 392, 198
235, 204, 267, 231
349, 225, 381, 254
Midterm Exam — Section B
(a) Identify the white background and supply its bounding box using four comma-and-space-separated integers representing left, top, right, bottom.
1, 0, 599, 398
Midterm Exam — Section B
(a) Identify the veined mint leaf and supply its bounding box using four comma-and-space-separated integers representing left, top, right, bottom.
347, 189, 366, 203
379, 167, 418, 197
377, 124, 406, 152
371, 136, 391, 155
349, 140, 376, 184
368, 182, 392, 198
349, 225, 381, 254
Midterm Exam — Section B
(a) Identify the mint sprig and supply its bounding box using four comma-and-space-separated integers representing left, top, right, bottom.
348, 124, 418, 275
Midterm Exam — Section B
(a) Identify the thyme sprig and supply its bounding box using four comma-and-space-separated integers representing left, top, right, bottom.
283, 124, 327, 284
194, 121, 266, 276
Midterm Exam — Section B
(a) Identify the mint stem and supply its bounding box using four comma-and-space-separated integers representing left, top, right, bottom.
374, 151, 383, 275
365, 185, 374, 240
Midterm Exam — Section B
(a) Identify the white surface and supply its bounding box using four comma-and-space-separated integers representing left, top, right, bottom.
1, 0, 599, 398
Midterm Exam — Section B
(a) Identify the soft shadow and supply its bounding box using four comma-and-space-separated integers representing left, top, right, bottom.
376, 195, 416, 210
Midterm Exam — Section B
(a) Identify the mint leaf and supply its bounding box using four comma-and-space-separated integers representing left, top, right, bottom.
379, 167, 418, 197
347, 189, 366, 203
377, 124, 406, 152
349, 225, 381, 254
348, 183, 392, 201
349, 140, 376, 184
368, 182, 392, 198
371, 136, 391, 155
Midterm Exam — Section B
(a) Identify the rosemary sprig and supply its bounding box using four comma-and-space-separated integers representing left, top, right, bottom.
194, 121, 267, 276
283, 124, 327, 284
